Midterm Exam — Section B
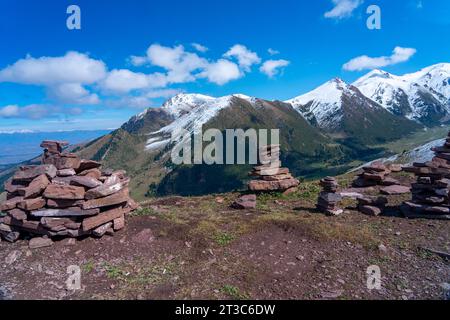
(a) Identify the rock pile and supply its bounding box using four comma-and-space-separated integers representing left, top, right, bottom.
248, 145, 299, 193
352, 161, 400, 188
317, 177, 343, 216
0, 140, 138, 243
357, 196, 388, 216
401, 134, 450, 220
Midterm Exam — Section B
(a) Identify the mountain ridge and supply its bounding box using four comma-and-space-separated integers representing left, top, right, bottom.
352, 63, 450, 125
3, 63, 448, 198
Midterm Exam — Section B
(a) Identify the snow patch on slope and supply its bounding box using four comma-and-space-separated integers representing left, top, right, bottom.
145, 93, 252, 150
403, 63, 450, 104
286, 78, 355, 128
353, 63, 450, 121
395, 138, 445, 164
351, 137, 445, 173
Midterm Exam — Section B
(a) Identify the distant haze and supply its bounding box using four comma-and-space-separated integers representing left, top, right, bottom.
0, 130, 110, 165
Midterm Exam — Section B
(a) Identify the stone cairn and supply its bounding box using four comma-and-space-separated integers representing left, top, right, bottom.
0, 140, 138, 244
248, 145, 299, 193
316, 177, 343, 216
352, 161, 398, 188
352, 161, 410, 195
401, 134, 450, 220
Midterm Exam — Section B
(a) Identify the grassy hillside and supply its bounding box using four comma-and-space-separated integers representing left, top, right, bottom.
157, 98, 353, 196
339, 93, 422, 146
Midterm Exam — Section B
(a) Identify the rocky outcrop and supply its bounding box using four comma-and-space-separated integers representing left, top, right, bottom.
0, 140, 139, 243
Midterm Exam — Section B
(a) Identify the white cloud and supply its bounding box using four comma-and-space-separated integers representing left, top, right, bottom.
324, 0, 363, 19
200, 59, 242, 85
144, 44, 251, 86
129, 55, 148, 67
260, 59, 290, 78
268, 48, 280, 56
0, 104, 82, 119
0, 105, 20, 117
105, 89, 182, 109
100, 69, 168, 94
192, 43, 209, 53
0, 51, 105, 106
144, 88, 182, 98
21, 104, 53, 119
224, 44, 261, 72
146, 44, 208, 83
48, 83, 100, 105
343, 47, 417, 71
0, 51, 106, 85
106, 96, 154, 109
0, 43, 290, 120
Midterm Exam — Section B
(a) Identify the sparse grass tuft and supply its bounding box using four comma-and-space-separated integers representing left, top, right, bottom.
101, 258, 179, 299
189, 220, 236, 246
130, 207, 157, 217
254, 213, 379, 249
103, 263, 127, 280
296, 181, 321, 201
82, 260, 95, 274
221, 285, 249, 300
215, 232, 235, 246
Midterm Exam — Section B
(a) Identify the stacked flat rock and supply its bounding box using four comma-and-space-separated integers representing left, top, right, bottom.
357, 196, 388, 216
248, 145, 299, 192
401, 133, 450, 220
317, 177, 343, 216
352, 161, 400, 188
0, 140, 139, 243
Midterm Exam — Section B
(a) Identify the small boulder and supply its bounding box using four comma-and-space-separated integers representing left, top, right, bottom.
381, 177, 400, 186
380, 185, 411, 195
29, 237, 54, 249
378, 244, 388, 253
388, 163, 403, 172
282, 187, 298, 195
57, 169, 76, 177
359, 205, 382, 216
215, 196, 225, 204
231, 194, 257, 209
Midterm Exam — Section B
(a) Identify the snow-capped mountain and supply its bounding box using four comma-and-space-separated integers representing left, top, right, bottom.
287, 78, 365, 129
353, 69, 414, 116
403, 63, 450, 104
121, 63, 448, 152
353, 63, 450, 125
144, 93, 254, 150
285, 78, 420, 144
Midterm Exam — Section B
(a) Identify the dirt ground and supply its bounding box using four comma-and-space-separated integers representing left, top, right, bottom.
1, 172, 449, 300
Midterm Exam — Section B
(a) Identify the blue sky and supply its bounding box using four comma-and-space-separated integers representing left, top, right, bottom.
0, 0, 449, 132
